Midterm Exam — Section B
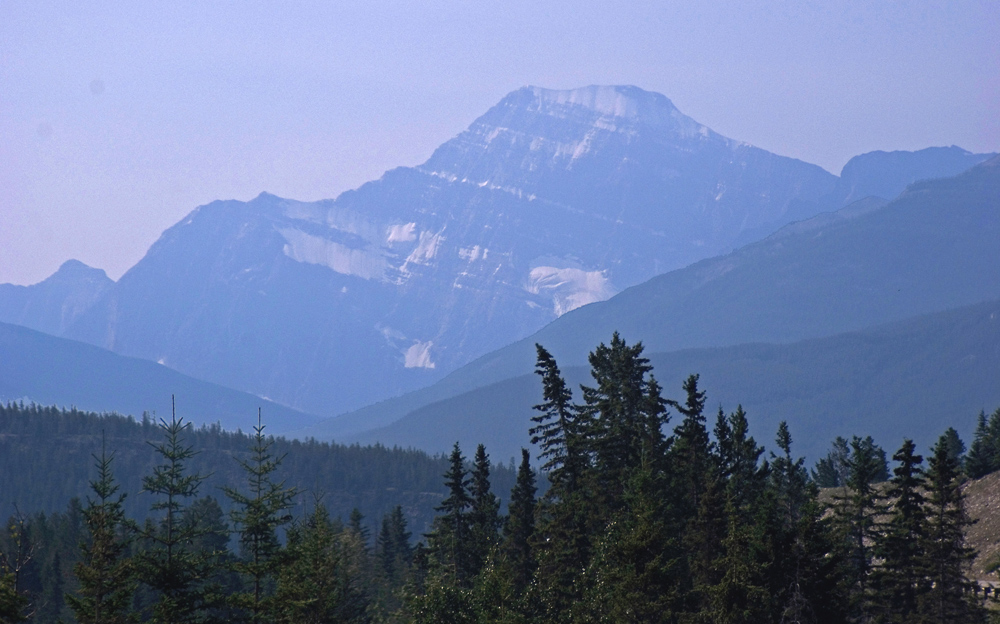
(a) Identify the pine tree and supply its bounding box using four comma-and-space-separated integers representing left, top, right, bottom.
224, 412, 298, 624
919, 433, 983, 624
468, 445, 502, 577
502, 449, 537, 597
135, 399, 216, 624
811, 437, 851, 488
427, 443, 474, 585
874, 439, 928, 624
67, 438, 137, 624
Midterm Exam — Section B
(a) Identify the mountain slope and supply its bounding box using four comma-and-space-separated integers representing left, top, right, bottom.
56, 85, 845, 416
0, 321, 319, 434
308, 155, 1000, 440
332, 299, 1000, 463
0, 260, 112, 336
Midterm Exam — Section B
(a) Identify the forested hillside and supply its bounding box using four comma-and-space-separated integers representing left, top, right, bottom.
0, 402, 516, 535
1, 335, 996, 623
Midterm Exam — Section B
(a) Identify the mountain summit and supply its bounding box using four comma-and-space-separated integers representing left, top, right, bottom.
3, 86, 990, 419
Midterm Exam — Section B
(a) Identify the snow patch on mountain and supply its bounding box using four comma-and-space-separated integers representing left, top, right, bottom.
279, 228, 388, 281
404, 340, 435, 369
387, 222, 417, 243
526, 266, 616, 316
404, 230, 444, 265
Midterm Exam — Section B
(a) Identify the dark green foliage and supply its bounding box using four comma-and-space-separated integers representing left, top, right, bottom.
468, 445, 502, 576
67, 440, 138, 624
579, 333, 667, 511
874, 439, 928, 624
135, 404, 220, 624
0, 402, 515, 538
938, 427, 968, 473
580, 456, 682, 624
832, 435, 890, 623
0, 568, 27, 624
377, 506, 412, 579
965, 410, 995, 479
502, 449, 536, 597
529, 344, 584, 490
920, 433, 983, 624
427, 443, 474, 585
223, 413, 298, 624
272, 503, 370, 624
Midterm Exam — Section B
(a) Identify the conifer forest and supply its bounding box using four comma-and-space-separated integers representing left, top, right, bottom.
2, 334, 997, 624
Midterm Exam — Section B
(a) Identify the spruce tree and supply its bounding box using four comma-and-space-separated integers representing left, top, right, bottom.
67, 438, 137, 624
874, 439, 928, 624
135, 399, 215, 624
502, 449, 537, 597
580, 452, 682, 624
428, 443, 474, 585
919, 433, 983, 624
579, 333, 660, 509
832, 435, 888, 624
668, 375, 724, 616
529, 344, 584, 490
965, 411, 994, 478
376, 506, 412, 579
223, 412, 298, 624
468, 445, 502, 577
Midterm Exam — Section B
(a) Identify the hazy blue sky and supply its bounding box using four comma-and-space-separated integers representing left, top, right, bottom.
2, 1, 997, 285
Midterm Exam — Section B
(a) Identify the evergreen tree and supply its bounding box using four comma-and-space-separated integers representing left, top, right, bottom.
468, 445, 502, 576
427, 443, 474, 585
938, 427, 967, 473
135, 400, 216, 624
0, 567, 26, 624
874, 439, 928, 624
529, 344, 585, 490
273, 503, 369, 624
67, 439, 137, 624
223, 412, 298, 624
579, 333, 663, 510
502, 449, 537, 597
919, 433, 983, 624
529, 344, 594, 618
580, 454, 682, 624
0, 512, 31, 624
832, 436, 888, 624
812, 437, 851, 488
965, 411, 994, 479
376, 506, 412, 579
668, 375, 723, 616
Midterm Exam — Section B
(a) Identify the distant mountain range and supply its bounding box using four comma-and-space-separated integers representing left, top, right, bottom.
327, 298, 1000, 463
0, 85, 995, 436
0, 321, 318, 434
301, 155, 1000, 457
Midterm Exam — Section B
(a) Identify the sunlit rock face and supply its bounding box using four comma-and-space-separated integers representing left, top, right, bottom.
57, 85, 843, 416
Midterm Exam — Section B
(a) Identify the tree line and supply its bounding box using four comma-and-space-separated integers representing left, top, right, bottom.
1, 333, 996, 623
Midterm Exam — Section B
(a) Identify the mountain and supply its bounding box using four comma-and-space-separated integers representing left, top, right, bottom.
831, 145, 995, 206
0, 260, 112, 336
322, 299, 1000, 463
50, 85, 846, 416
0, 321, 319, 434
306, 155, 1000, 442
